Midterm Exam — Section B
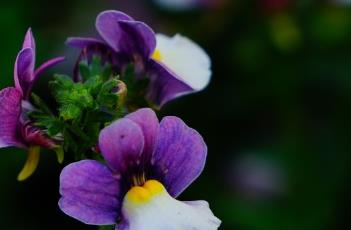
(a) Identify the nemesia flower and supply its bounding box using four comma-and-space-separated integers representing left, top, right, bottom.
59, 108, 221, 229
67, 10, 211, 107
0, 28, 64, 181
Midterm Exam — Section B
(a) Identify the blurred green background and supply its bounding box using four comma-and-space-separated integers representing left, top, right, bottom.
1, 0, 351, 229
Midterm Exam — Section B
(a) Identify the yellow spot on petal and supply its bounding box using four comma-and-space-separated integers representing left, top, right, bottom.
152, 49, 162, 62
17, 146, 40, 181
127, 186, 151, 204
144, 180, 164, 195
125, 180, 165, 204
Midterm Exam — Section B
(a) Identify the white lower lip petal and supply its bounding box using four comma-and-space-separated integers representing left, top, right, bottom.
121, 180, 221, 230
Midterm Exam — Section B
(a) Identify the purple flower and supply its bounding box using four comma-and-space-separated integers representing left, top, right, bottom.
59, 108, 220, 229
67, 10, 211, 107
0, 28, 65, 180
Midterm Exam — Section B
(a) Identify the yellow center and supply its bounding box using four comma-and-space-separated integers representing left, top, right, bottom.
152, 49, 162, 62
125, 180, 165, 204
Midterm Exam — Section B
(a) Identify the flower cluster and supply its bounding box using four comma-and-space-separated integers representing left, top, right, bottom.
0, 10, 220, 230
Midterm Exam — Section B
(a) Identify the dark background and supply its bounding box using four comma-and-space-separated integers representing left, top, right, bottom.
1, 0, 351, 229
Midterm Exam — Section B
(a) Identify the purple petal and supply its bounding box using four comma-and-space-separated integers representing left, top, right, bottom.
59, 160, 121, 225
22, 28, 36, 51
118, 20, 156, 59
99, 118, 145, 174
152, 116, 207, 197
126, 108, 159, 161
146, 60, 193, 107
95, 10, 134, 52
116, 222, 129, 230
0, 87, 25, 148
14, 48, 35, 98
34, 56, 65, 78
96, 10, 156, 59
66, 37, 106, 48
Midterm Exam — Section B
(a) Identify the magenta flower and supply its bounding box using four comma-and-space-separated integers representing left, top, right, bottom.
67, 10, 211, 107
59, 108, 220, 229
0, 28, 64, 180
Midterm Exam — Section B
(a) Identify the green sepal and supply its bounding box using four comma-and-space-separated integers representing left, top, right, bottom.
54, 146, 65, 164
90, 56, 104, 77
78, 61, 90, 81
30, 93, 53, 115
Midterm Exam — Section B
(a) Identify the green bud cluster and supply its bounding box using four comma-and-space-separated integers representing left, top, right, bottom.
29, 56, 129, 160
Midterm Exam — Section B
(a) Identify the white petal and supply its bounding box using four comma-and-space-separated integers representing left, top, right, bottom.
154, 34, 211, 91
121, 180, 221, 230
